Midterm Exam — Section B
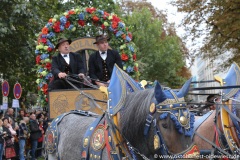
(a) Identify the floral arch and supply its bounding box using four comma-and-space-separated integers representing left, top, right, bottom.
35, 7, 139, 107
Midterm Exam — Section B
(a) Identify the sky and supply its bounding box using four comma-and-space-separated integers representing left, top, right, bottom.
147, 0, 185, 37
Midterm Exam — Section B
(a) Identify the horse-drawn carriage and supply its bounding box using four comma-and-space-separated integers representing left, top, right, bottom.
44, 37, 240, 160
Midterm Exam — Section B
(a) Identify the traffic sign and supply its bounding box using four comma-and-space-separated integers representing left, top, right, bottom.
13, 82, 22, 99
2, 80, 9, 97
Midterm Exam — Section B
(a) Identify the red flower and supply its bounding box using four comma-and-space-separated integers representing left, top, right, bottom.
48, 18, 52, 23
113, 30, 118, 34
86, 7, 96, 14
42, 27, 48, 34
47, 47, 52, 52
78, 20, 85, 26
45, 98, 48, 102
133, 53, 137, 61
65, 15, 70, 19
92, 15, 99, 22
112, 21, 118, 29
104, 12, 110, 16
68, 10, 75, 15
128, 32, 132, 39
65, 21, 70, 28
53, 21, 61, 32
43, 84, 48, 95
134, 66, 138, 72
45, 62, 52, 70
121, 53, 128, 61
112, 15, 120, 23
40, 38, 47, 44
101, 24, 106, 30
36, 55, 41, 64
121, 34, 126, 39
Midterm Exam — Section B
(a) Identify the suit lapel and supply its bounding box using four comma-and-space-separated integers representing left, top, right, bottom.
106, 50, 111, 66
58, 54, 67, 71
96, 51, 103, 74
69, 53, 75, 72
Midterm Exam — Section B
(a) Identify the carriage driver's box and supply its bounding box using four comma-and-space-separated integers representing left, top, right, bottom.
48, 89, 107, 119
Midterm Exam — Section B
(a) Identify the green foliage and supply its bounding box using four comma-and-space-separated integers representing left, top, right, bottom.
124, 7, 187, 88
172, 0, 240, 67
0, 0, 60, 105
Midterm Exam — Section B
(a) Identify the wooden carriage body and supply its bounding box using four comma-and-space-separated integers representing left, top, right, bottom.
48, 89, 107, 119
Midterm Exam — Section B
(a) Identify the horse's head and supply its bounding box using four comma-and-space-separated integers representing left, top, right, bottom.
120, 79, 199, 159
143, 78, 199, 158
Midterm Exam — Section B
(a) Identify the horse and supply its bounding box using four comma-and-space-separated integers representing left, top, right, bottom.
192, 63, 240, 158
44, 67, 199, 160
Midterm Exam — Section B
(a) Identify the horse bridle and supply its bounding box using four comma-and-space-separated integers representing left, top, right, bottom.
143, 98, 196, 158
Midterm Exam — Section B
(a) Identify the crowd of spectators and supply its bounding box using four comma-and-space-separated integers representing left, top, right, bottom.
0, 108, 48, 160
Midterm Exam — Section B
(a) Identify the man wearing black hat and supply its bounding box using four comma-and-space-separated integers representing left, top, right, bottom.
88, 35, 123, 87
50, 38, 85, 90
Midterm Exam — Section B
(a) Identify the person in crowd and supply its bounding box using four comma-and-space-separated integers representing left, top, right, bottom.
205, 95, 220, 110
18, 117, 29, 160
88, 35, 123, 87
50, 37, 85, 90
2, 118, 14, 160
4, 108, 17, 129
29, 113, 41, 160
8, 118, 17, 143
0, 119, 5, 160
36, 119, 44, 158
17, 109, 26, 124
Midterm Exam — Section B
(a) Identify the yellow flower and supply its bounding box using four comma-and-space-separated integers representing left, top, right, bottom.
41, 71, 47, 76
44, 46, 48, 50
52, 18, 56, 23
71, 27, 76, 31
36, 79, 40, 84
53, 15, 59, 19
108, 16, 113, 20
44, 58, 51, 63
103, 22, 109, 26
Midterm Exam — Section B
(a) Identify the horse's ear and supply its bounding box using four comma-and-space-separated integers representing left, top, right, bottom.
154, 81, 167, 103
177, 78, 192, 98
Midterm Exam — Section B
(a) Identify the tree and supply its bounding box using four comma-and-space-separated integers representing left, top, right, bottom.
172, 0, 240, 67
118, 0, 191, 87
0, 0, 60, 105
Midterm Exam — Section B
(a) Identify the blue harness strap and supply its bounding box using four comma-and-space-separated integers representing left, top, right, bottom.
192, 111, 213, 139
81, 114, 105, 160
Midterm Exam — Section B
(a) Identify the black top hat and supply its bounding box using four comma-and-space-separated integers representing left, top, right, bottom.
55, 38, 72, 49
93, 35, 110, 44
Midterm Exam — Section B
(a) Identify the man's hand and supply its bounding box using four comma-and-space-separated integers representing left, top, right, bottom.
78, 73, 85, 79
58, 72, 67, 79
96, 81, 108, 87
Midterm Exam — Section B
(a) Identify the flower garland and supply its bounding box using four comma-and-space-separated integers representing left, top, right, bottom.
35, 7, 140, 107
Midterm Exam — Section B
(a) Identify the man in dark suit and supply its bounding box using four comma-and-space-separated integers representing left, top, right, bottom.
88, 35, 123, 87
50, 38, 85, 90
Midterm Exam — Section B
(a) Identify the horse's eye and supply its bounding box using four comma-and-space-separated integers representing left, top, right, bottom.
162, 123, 168, 129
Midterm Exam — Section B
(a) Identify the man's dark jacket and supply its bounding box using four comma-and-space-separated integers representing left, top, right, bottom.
88, 49, 123, 82
51, 52, 84, 79
29, 119, 41, 140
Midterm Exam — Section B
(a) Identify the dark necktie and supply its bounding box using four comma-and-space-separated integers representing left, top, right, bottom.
63, 55, 67, 57
101, 52, 105, 54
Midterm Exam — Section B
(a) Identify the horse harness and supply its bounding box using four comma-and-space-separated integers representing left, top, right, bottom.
143, 89, 199, 159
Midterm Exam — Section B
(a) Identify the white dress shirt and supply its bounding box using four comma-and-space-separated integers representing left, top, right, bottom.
61, 53, 70, 64
99, 51, 107, 60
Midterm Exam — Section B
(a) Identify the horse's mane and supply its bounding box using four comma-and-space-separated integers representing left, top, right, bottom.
120, 88, 154, 143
